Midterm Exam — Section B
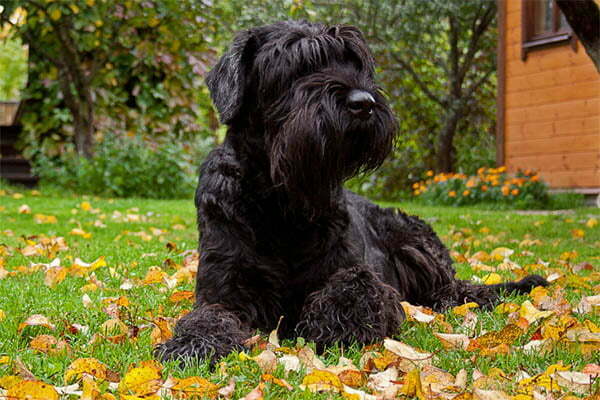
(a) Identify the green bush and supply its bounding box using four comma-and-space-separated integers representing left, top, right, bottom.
32, 135, 201, 199
412, 167, 550, 208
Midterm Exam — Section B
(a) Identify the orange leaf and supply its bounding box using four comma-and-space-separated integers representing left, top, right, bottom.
338, 370, 365, 388
467, 324, 523, 352
30, 334, 69, 354
261, 374, 293, 390
168, 290, 194, 303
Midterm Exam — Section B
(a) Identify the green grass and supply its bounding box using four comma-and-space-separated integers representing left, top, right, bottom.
0, 187, 598, 398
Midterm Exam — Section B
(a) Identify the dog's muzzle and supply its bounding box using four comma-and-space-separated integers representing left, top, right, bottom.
347, 89, 375, 120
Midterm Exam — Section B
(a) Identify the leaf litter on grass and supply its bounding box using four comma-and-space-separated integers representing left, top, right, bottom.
0, 189, 599, 399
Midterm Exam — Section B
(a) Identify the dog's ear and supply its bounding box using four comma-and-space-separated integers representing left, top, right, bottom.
206, 30, 258, 124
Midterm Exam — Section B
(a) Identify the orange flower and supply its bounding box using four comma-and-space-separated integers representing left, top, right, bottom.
426, 170, 434, 177
462, 190, 470, 196
448, 191, 457, 198
501, 186, 510, 196
531, 175, 539, 182
511, 188, 519, 196
481, 185, 488, 192
412, 182, 420, 189
497, 166, 507, 173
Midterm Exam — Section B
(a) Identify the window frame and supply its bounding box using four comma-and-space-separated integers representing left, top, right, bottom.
521, 0, 576, 60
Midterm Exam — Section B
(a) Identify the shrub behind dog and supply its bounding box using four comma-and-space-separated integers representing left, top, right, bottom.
32, 135, 201, 199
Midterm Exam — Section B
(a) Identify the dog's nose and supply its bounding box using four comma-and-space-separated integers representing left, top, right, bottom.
347, 89, 375, 120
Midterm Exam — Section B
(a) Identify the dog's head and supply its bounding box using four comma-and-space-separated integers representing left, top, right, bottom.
206, 21, 397, 213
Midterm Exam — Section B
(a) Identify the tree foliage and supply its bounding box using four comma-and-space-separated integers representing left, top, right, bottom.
0, 0, 219, 158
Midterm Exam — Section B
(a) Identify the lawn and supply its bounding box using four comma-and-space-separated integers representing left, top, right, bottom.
0, 187, 598, 399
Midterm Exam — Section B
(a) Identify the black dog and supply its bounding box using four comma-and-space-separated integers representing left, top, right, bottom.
156, 20, 547, 363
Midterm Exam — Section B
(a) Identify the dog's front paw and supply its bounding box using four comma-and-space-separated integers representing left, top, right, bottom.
515, 274, 549, 293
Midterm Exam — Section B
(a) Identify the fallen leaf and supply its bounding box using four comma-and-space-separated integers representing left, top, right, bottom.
254, 350, 277, 374
434, 332, 470, 350
467, 324, 523, 352
367, 366, 398, 393
44, 266, 68, 287
169, 376, 219, 399
473, 388, 511, 400
519, 301, 554, 324
64, 358, 108, 383
401, 368, 425, 400
261, 374, 293, 390
6, 380, 59, 400
30, 334, 69, 354
453, 302, 479, 316
301, 370, 343, 393
240, 383, 264, 400
18, 314, 56, 332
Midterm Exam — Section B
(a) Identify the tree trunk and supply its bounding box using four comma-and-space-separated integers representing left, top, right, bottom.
435, 110, 461, 172
556, 0, 600, 72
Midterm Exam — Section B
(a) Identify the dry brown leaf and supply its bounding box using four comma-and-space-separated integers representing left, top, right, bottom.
367, 366, 399, 393
554, 371, 594, 394
383, 338, 432, 371
30, 334, 69, 354
433, 332, 470, 350
473, 388, 511, 400
240, 382, 264, 400
254, 350, 277, 374
338, 370, 365, 388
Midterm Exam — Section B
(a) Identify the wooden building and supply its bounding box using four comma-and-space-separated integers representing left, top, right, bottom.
497, 0, 600, 199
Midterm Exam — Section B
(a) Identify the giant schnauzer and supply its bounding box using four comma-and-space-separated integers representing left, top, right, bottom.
156, 20, 547, 363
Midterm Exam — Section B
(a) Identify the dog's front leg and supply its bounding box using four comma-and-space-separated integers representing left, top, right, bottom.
155, 303, 251, 364
295, 265, 405, 350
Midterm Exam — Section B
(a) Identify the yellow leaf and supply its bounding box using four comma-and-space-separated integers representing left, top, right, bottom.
81, 374, 100, 400
70, 228, 92, 239
482, 273, 502, 285
18, 204, 31, 214
467, 324, 523, 352
0, 309, 5, 321
490, 247, 514, 260
541, 315, 578, 340
118, 364, 162, 397
34, 213, 58, 224
0, 375, 21, 389
452, 302, 479, 316
261, 374, 293, 390
170, 376, 219, 399
519, 300, 554, 324
44, 266, 67, 287
571, 229, 585, 238
586, 217, 598, 228
64, 357, 108, 383
7, 380, 59, 400
80, 201, 92, 211
495, 302, 519, 314
301, 370, 343, 393
141, 266, 166, 285
402, 368, 426, 400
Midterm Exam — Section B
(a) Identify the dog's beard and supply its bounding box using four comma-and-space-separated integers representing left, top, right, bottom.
267, 90, 396, 218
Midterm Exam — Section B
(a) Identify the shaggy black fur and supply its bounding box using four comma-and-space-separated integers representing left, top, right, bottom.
156, 20, 548, 363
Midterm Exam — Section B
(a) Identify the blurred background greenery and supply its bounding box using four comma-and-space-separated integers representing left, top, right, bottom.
0, 0, 499, 200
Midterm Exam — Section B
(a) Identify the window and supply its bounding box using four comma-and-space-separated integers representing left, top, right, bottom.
521, 0, 576, 60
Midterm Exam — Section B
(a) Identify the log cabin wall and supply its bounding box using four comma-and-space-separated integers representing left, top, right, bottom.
498, 0, 600, 192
